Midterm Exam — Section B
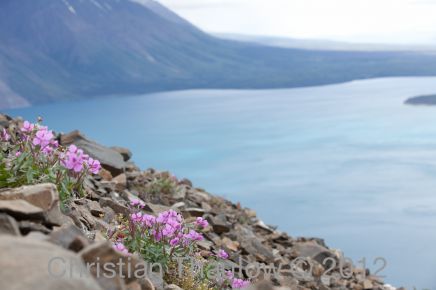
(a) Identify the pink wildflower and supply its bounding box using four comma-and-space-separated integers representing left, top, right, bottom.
141, 214, 156, 227
153, 230, 162, 242
195, 217, 209, 228
15, 151, 21, 157
21, 121, 34, 133
61, 145, 87, 173
42, 146, 54, 155
156, 210, 182, 224
217, 249, 229, 259
113, 242, 129, 255
130, 212, 143, 223
231, 278, 250, 289
69, 144, 78, 153
130, 198, 145, 208
87, 157, 101, 174
225, 271, 234, 279
169, 237, 181, 246
1, 128, 10, 141
162, 220, 181, 238
183, 230, 203, 242
32, 127, 54, 148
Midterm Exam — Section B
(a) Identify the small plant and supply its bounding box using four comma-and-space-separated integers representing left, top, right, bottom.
146, 174, 177, 197
0, 120, 101, 205
110, 200, 250, 289
111, 200, 207, 266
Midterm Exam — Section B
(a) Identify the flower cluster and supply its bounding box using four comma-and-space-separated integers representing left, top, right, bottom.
130, 198, 145, 208
61, 145, 101, 174
0, 120, 101, 204
113, 242, 129, 255
1, 128, 10, 141
14, 121, 101, 175
217, 249, 229, 260
113, 206, 206, 257
110, 200, 250, 289
196, 217, 209, 228
15, 121, 59, 155
226, 271, 250, 289
32, 125, 57, 154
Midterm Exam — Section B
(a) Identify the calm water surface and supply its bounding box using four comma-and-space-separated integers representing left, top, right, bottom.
6, 77, 436, 289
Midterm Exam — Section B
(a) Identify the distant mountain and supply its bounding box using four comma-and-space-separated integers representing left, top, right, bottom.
215, 33, 436, 52
3, 0, 436, 109
405, 94, 436, 105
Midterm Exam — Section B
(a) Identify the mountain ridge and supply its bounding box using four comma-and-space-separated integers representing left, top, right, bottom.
215, 33, 436, 52
3, 0, 436, 109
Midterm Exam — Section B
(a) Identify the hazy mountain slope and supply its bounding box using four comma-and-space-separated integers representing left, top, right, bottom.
130, 0, 193, 26
216, 33, 436, 52
2, 0, 436, 109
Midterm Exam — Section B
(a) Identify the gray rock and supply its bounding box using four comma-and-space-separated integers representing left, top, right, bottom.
0, 183, 58, 211
235, 225, 275, 263
80, 242, 149, 290
80, 242, 128, 290
45, 205, 73, 227
292, 241, 336, 265
188, 190, 211, 203
164, 285, 182, 290
126, 281, 142, 290
246, 281, 275, 290
87, 200, 105, 217
0, 114, 11, 128
363, 279, 374, 289
182, 207, 205, 218
138, 278, 156, 290
101, 206, 117, 224
111, 147, 133, 162
209, 214, 231, 234
171, 202, 185, 209
61, 130, 126, 176
0, 199, 44, 220
0, 235, 102, 290
200, 201, 212, 212
113, 173, 127, 192
147, 273, 164, 290
178, 178, 192, 187
25, 231, 49, 241
99, 197, 130, 216
49, 224, 90, 252
68, 204, 99, 231
0, 213, 20, 235
0, 183, 69, 226
144, 203, 171, 215
173, 185, 187, 201
19, 221, 51, 235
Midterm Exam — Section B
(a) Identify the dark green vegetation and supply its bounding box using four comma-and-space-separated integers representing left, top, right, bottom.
404, 94, 436, 105
3, 0, 436, 109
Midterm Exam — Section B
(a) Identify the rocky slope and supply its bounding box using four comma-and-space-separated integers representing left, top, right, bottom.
0, 113, 397, 290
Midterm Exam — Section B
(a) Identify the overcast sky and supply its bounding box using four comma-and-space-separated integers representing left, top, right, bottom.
158, 0, 436, 44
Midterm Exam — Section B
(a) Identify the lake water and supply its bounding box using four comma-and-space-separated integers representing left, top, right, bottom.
5, 77, 436, 289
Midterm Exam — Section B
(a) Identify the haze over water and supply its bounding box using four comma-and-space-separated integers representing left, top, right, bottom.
6, 77, 436, 289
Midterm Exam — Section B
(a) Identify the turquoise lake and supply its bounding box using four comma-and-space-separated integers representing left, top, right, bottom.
6, 77, 436, 289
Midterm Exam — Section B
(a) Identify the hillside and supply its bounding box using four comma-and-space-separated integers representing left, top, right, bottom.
3, 0, 436, 109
